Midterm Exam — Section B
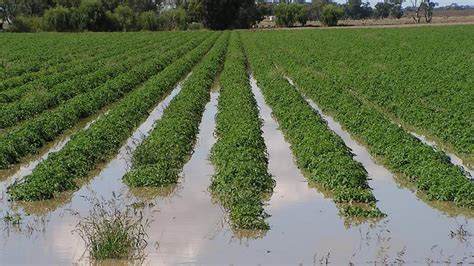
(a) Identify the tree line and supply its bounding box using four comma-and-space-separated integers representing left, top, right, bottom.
271, 0, 438, 27
0, 0, 265, 31
0, 0, 440, 32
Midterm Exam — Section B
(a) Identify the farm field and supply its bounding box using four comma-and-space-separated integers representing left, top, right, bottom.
0, 26, 473, 264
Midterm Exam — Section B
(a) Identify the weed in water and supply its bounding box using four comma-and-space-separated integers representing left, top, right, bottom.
449, 223, 472, 244
73, 193, 150, 261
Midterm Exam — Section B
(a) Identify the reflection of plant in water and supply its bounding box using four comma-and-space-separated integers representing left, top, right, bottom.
354, 220, 408, 264
319, 252, 331, 265
374, 220, 392, 264
311, 251, 331, 266
72, 193, 150, 261
123, 134, 146, 171
2, 211, 22, 226
1, 209, 50, 238
449, 219, 472, 245
342, 212, 384, 229
425, 244, 473, 264
394, 246, 407, 264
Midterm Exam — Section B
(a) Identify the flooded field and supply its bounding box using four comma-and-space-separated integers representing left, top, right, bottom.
1, 29, 473, 265
0, 75, 472, 265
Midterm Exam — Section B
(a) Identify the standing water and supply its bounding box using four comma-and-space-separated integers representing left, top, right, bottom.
0, 76, 189, 264
0, 75, 472, 264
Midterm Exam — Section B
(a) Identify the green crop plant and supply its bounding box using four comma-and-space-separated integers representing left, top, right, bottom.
0, 33, 209, 169
241, 27, 474, 208
7, 33, 220, 201
209, 32, 275, 230
244, 34, 385, 219
124, 32, 230, 187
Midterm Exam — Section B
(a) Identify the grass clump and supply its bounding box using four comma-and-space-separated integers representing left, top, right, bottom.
74, 193, 149, 261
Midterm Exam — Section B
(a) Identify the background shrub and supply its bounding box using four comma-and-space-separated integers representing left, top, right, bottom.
139, 10, 159, 31
43, 6, 71, 32
159, 8, 187, 31
10, 16, 43, 32
320, 4, 344, 26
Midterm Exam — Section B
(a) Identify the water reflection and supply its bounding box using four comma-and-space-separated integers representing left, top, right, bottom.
143, 90, 229, 265
0, 74, 472, 264
285, 74, 474, 217
0, 75, 189, 264
0, 107, 109, 182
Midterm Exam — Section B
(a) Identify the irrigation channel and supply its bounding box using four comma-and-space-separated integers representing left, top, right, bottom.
408, 131, 474, 178
0, 75, 473, 264
283, 75, 474, 181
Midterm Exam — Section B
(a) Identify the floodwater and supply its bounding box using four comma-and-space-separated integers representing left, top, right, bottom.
408, 131, 474, 179
0, 75, 188, 264
0, 75, 473, 265
0, 109, 110, 186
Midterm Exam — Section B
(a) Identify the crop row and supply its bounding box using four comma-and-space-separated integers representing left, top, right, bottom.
124, 32, 230, 188
8, 33, 220, 201
260, 28, 473, 159
209, 32, 274, 230
0, 32, 156, 81
0, 33, 183, 103
245, 30, 474, 208
0, 33, 210, 169
0, 34, 192, 129
1, 33, 117, 80
0, 33, 173, 93
348, 28, 473, 158
243, 37, 384, 218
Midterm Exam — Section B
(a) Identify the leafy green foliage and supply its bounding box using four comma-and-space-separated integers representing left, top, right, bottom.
0, 33, 112, 82
159, 8, 187, 31
320, 4, 344, 26
0, 33, 184, 128
274, 3, 307, 27
243, 27, 474, 208
9, 15, 43, 32
75, 193, 149, 261
6, 34, 218, 201
138, 10, 159, 30
110, 5, 136, 31
0, 33, 206, 169
42, 6, 71, 32
243, 34, 384, 218
124, 32, 229, 187
210, 32, 274, 230
0, 33, 178, 93
199, 0, 259, 30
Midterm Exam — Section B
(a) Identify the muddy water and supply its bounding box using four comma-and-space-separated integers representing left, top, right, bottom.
0, 107, 110, 182
0, 74, 473, 264
0, 77, 188, 264
142, 89, 228, 264
0, 110, 110, 187
277, 75, 474, 263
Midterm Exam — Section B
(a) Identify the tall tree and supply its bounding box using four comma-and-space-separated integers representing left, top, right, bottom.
200, 0, 256, 29
346, 0, 372, 19
411, 0, 437, 23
